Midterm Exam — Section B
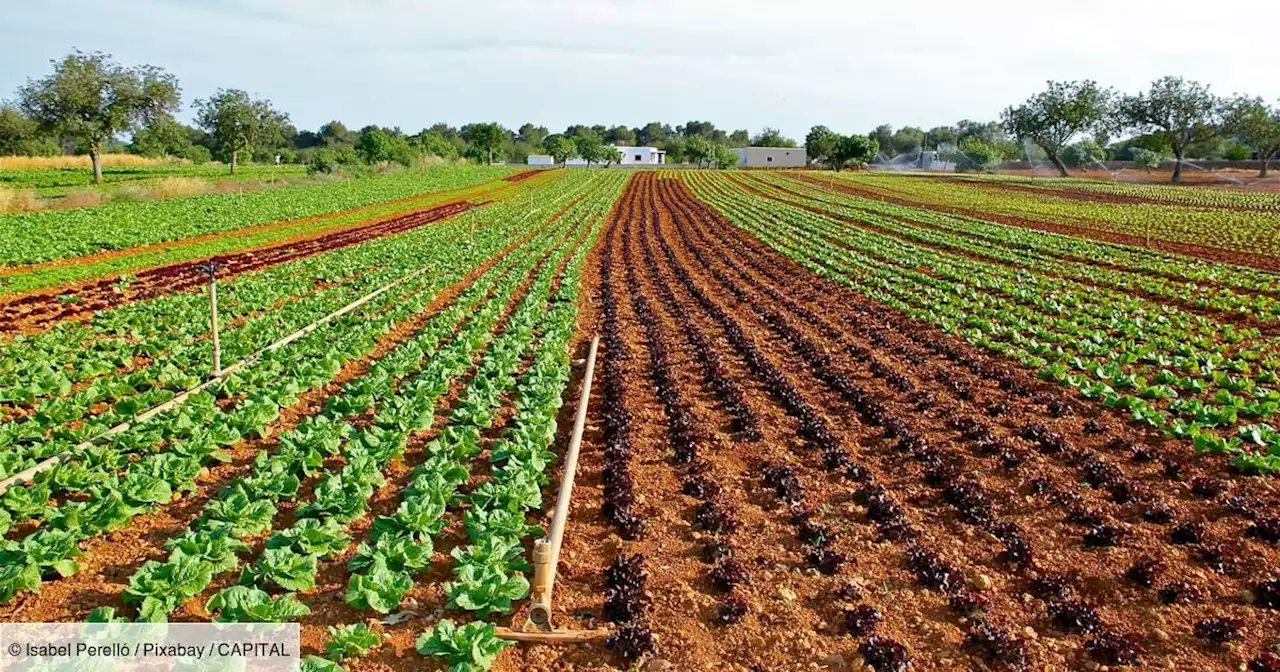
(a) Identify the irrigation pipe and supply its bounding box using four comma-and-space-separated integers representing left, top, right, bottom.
0, 265, 430, 496
512, 334, 602, 637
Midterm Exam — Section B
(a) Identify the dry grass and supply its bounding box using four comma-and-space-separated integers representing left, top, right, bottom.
58, 189, 108, 209
0, 154, 176, 170
0, 187, 39, 213
118, 177, 213, 201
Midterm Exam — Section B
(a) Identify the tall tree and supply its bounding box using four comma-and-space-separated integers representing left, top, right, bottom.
1001, 80, 1112, 176
18, 50, 180, 183
1118, 76, 1221, 184
604, 125, 636, 146
833, 135, 878, 172
728, 129, 749, 146
574, 130, 612, 166
925, 125, 957, 147
544, 135, 577, 166
749, 127, 798, 147
868, 124, 894, 159
0, 104, 57, 156
461, 122, 507, 165
1223, 96, 1280, 177
685, 136, 713, 168
805, 125, 839, 168
635, 121, 671, 146
193, 89, 289, 175
517, 122, 549, 147
891, 126, 925, 157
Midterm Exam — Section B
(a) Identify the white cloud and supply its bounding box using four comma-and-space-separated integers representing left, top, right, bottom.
2, 0, 1277, 139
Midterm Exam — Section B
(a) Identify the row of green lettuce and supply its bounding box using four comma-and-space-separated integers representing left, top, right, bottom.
0, 164, 513, 267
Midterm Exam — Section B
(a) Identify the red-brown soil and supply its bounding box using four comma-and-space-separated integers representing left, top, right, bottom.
505, 173, 1280, 671
0, 200, 476, 334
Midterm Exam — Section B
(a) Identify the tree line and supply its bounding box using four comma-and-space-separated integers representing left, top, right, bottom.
868, 78, 1279, 183
3, 51, 1275, 184
0, 51, 824, 182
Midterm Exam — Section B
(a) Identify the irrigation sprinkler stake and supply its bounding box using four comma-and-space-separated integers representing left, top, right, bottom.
195, 259, 226, 376
496, 335, 610, 644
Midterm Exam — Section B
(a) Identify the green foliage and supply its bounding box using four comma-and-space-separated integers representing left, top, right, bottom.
443, 561, 529, 616
749, 127, 797, 147
240, 547, 318, 592
1224, 143, 1252, 161
344, 557, 412, 613
1002, 80, 1112, 175
0, 104, 57, 156
124, 557, 214, 622
17, 50, 180, 175
805, 125, 839, 168
206, 585, 310, 623
193, 88, 290, 174
462, 123, 507, 165
952, 136, 1005, 172
415, 620, 512, 672
1131, 148, 1164, 171
324, 623, 384, 661
1117, 75, 1221, 182
1062, 140, 1106, 168
543, 135, 577, 165
711, 144, 738, 169
834, 134, 878, 171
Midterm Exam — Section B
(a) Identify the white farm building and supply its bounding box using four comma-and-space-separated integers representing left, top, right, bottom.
526, 146, 666, 166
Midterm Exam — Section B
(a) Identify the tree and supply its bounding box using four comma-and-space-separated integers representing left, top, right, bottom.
544, 135, 577, 166
832, 135, 878, 172
1062, 140, 1106, 170
926, 125, 957, 147
891, 126, 925, 157
1118, 76, 1221, 184
952, 136, 1005, 172
712, 144, 739, 169
1001, 80, 1112, 177
0, 104, 57, 156
411, 129, 459, 160
17, 50, 179, 183
517, 123, 549, 147
635, 122, 671, 146
128, 116, 194, 158
604, 125, 636, 146
805, 125, 840, 169
685, 136, 713, 168
319, 121, 357, 147
728, 129, 749, 146
1132, 148, 1164, 173
574, 131, 612, 166
868, 124, 894, 159
749, 127, 797, 147
1222, 96, 1280, 177
461, 122, 507, 165
194, 89, 289, 175
356, 126, 416, 166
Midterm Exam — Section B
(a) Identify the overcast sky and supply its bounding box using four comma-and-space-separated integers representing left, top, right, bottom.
3, 0, 1277, 140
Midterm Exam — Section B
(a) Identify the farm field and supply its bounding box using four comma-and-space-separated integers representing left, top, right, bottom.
3, 167, 1280, 672
0, 160, 308, 197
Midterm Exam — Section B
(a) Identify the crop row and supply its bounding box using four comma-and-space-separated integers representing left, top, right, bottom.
0, 165, 516, 268
113, 195, 580, 623
0, 173, 613, 605
689, 172, 1280, 471
755, 173, 1280, 320
668, 173, 1280, 667
830, 172, 1280, 258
